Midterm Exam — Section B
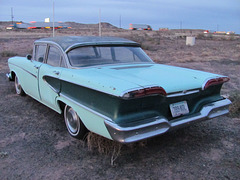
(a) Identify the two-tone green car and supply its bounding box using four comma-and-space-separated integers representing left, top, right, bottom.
7, 36, 231, 143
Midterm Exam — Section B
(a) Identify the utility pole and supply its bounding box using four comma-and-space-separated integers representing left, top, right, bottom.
11, 7, 14, 24
180, 20, 182, 33
53, 1, 55, 37
99, 9, 102, 37
119, 15, 121, 29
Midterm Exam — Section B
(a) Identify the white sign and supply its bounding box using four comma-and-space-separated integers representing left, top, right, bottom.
45, 18, 50, 23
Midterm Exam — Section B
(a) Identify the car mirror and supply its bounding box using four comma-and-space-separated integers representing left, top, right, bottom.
26, 54, 32, 60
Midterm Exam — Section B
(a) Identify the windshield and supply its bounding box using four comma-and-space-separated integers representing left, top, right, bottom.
67, 46, 153, 67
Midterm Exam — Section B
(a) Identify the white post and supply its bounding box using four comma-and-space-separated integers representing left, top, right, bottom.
99, 9, 102, 37
53, 1, 55, 37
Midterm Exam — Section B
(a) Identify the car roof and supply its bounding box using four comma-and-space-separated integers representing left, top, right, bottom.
35, 36, 140, 52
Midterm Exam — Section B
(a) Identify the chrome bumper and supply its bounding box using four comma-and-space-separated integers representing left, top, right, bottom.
6, 73, 13, 81
104, 98, 231, 143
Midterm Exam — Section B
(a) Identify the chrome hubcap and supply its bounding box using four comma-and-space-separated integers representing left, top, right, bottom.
15, 76, 21, 94
65, 107, 80, 135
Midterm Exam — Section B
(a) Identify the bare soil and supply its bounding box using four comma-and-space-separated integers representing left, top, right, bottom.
0, 28, 240, 180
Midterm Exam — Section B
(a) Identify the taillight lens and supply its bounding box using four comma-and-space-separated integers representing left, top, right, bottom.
203, 77, 229, 90
123, 87, 167, 99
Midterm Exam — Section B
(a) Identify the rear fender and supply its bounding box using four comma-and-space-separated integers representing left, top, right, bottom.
56, 96, 113, 140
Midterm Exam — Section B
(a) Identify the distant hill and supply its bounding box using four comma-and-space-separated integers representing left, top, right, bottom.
65, 22, 118, 29
0, 21, 16, 29
0, 21, 119, 30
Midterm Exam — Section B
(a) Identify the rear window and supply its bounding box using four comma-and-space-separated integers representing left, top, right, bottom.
67, 46, 152, 67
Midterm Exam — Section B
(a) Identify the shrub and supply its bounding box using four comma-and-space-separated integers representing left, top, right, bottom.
197, 33, 204, 39
229, 91, 240, 118
87, 132, 122, 166
0, 51, 18, 57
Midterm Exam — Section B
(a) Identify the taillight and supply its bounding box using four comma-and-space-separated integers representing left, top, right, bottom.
203, 77, 229, 90
123, 87, 167, 99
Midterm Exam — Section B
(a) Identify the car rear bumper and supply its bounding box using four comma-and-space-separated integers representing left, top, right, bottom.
104, 98, 231, 143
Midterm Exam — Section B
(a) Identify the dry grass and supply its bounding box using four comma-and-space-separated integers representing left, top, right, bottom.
87, 132, 122, 166
229, 91, 240, 118
86, 132, 149, 166
0, 50, 18, 57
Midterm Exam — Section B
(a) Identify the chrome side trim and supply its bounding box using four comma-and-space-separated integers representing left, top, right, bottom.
8, 62, 37, 79
104, 98, 231, 143
167, 89, 200, 98
111, 65, 153, 70
59, 93, 112, 122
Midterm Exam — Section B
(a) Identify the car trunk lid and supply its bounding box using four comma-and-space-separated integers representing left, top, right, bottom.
93, 63, 224, 94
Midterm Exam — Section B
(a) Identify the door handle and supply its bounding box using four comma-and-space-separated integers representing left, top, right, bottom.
53, 71, 60, 75
34, 65, 39, 69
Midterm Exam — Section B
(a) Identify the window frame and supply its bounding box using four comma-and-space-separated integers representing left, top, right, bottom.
46, 45, 62, 67
33, 42, 68, 68
47, 44, 69, 67
33, 43, 47, 62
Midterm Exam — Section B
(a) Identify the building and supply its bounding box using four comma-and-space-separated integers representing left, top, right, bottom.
6, 21, 71, 30
129, 24, 152, 30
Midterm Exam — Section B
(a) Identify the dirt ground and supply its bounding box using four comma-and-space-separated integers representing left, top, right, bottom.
0, 28, 240, 180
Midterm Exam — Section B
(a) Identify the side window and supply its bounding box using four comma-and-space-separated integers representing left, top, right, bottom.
47, 46, 61, 67
35, 45, 47, 62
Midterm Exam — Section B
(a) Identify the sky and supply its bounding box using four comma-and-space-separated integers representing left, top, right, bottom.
1, 0, 240, 33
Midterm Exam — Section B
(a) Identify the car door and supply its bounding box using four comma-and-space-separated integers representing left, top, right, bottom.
38, 45, 66, 111
20, 44, 47, 101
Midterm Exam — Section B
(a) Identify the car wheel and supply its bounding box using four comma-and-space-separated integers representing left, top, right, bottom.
64, 105, 88, 139
15, 75, 25, 96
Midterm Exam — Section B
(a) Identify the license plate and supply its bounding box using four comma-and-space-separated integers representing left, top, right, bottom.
170, 101, 189, 118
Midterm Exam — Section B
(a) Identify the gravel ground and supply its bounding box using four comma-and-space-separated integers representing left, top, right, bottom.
0, 30, 239, 179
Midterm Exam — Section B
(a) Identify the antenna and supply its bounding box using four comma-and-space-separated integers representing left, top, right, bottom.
11, 7, 14, 24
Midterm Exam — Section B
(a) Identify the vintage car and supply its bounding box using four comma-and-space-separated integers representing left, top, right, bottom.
7, 36, 231, 143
